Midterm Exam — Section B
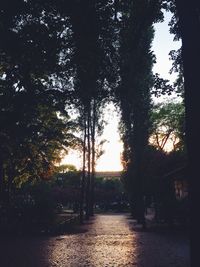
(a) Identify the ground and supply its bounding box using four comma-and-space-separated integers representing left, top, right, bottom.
0, 214, 190, 267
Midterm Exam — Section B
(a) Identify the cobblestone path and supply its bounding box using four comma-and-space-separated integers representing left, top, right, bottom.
0, 214, 190, 267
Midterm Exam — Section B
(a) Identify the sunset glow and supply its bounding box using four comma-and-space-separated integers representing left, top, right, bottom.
62, 11, 181, 172
61, 104, 123, 172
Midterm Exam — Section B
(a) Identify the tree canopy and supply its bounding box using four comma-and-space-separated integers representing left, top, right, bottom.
0, 0, 190, 231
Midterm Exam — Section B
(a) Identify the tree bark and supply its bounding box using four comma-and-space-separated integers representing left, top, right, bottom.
85, 106, 91, 220
175, 1, 200, 265
0, 157, 4, 204
79, 114, 87, 224
90, 99, 96, 216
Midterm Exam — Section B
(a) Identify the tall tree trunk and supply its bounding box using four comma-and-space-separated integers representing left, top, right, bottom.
132, 152, 146, 229
175, 1, 200, 265
6, 170, 12, 206
79, 114, 87, 224
85, 106, 91, 220
0, 156, 4, 204
90, 100, 96, 216
131, 113, 147, 229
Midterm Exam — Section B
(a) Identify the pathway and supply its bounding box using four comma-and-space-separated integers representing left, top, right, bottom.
0, 214, 190, 267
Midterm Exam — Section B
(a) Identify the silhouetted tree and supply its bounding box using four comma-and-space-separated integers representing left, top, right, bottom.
170, 1, 200, 265
0, 1, 77, 205
69, 0, 117, 221
115, 0, 163, 228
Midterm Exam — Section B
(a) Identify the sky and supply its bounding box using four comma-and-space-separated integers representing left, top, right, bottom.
152, 11, 182, 103
62, 11, 181, 172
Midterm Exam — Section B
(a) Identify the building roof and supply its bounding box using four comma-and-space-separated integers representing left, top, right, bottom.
163, 165, 187, 180
96, 171, 121, 178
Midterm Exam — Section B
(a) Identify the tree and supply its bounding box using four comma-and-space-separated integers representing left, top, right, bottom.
115, 0, 163, 227
68, 0, 117, 221
171, 1, 200, 265
150, 101, 185, 152
0, 1, 77, 205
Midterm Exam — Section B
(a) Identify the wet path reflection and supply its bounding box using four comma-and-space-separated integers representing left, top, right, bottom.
0, 214, 190, 267
49, 214, 137, 267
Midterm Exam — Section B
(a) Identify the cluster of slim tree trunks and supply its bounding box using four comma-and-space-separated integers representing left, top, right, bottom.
79, 100, 97, 223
